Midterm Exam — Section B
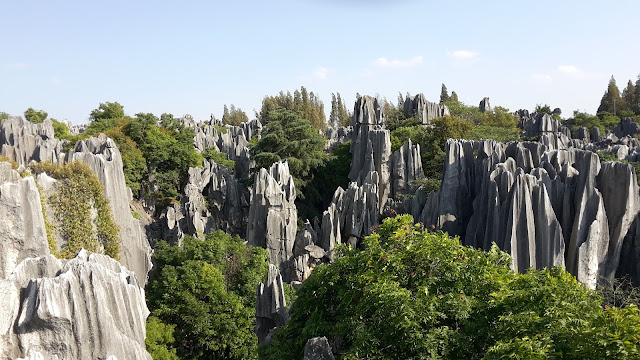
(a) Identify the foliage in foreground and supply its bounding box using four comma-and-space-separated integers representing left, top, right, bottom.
261, 215, 640, 359
146, 231, 270, 359
30, 161, 121, 259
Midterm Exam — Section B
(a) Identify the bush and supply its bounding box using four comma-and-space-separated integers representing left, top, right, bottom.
202, 147, 235, 170
146, 231, 270, 359
31, 161, 121, 259
261, 215, 640, 359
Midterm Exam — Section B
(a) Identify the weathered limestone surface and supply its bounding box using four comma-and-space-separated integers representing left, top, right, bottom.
256, 264, 288, 344
325, 126, 352, 150
319, 171, 379, 255
247, 161, 297, 280
479, 97, 491, 113
397, 138, 640, 288
403, 93, 450, 125
0, 162, 49, 280
0, 250, 151, 360
613, 117, 640, 138
518, 112, 561, 138
67, 135, 152, 284
0, 116, 64, 166
389, 139, 425, 199
304, 337, 335, 360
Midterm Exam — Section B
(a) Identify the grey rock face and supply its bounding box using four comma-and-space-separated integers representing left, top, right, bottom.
401, 138, 640, 289
325, 126, 352, 150
573, 127, 591, 143
389, 139, 425, 199
256, 264, 288, 344
66, 135, 152, 285
591, 127, 603, 143
403, 93, 450, 125
351, 95, 385, 127
0, 250, 151, 360
247, 161, 297, 280
519, 112, 560, 137
304, 337, 335, 360
0, 116, 64, 166
319, 171, 380, 254
0, 162, 49, 279
613, 117, 640, 138
479, 97, 491, 113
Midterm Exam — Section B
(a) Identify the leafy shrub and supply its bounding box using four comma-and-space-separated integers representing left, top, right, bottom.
146, 231, 270, 359
31, 162, 121, 259
261, 215, 640, 359
202, 147, 235, 170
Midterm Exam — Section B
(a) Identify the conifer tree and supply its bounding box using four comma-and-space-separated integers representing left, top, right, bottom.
634, 75, 640, 115
621, 80, 635, 113
440, 83, 450, 103
597, 76, 622, 115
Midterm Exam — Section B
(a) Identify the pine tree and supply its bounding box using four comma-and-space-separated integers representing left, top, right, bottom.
597, 76, 622, 115
329, 93, 339, 127
633, 74, 640, 115
440, 84, 450, 103
336, 93, 350, 127
221, 104, 230, 124
621, 80, 635, 113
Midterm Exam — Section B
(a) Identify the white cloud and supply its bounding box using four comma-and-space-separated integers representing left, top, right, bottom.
558, 65, 580, 74
373, 55, 423, 69
314, 66, 329, 80
448, 50, 479, 60
531, 73, 552, 83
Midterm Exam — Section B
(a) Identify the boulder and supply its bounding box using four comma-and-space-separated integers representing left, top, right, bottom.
304, 337, 335, 360
479, 97, 491, 113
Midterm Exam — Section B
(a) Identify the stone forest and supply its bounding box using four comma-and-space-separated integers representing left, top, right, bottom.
2, 82, 640, 359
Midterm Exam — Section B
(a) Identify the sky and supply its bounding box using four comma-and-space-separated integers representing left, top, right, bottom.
1, 0, 639, 124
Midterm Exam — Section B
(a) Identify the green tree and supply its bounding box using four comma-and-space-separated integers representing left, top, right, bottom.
251, 108, 328, 190
634, 75, 640, 115
89, 101, 125, 121
0, 111, 9, 121
258, 87, 327, 130
329, 92, 351, 128
440, 83, 450, 103
598, 76, 623, 115
146, 231, 270, 359
261, 215, 640, 360
222, 104, 249, 126
450, 91, 459, 103
24, 107, 48, 123
622, 79, 636, 114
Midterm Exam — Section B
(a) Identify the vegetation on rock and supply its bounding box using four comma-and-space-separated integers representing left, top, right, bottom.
261, 215, 640, 359
31, 161, 121, 259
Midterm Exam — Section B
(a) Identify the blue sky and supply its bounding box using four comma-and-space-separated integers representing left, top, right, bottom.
2, 0, 639, 124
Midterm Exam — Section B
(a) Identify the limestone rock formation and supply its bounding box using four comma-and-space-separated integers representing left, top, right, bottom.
319, 171, 379, 254
479, 97, 491, 113
0, 162, 49, 279
0, 116, 64, 166
304, 337, 335, 360
325, 126, 352, 150
518, 112, 561, 138
389, 139, 425, 199
393, 138, 640, 288
256, 264, 288, 344
403, 93, 450, 125
0, 250, 151, 360
613, 117, 640, 138
66, 135, 152, 284
247, 161, 297, 280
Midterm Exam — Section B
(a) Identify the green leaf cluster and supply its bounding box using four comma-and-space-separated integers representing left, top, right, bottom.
257, 86, 327, 131
251, 108, 328, 191
146, 231, 270, 359
31, 161, 121, 260
261, 215, 640, 359
23, 107, 48, 124
202, 147, 235, 170
222, 104, 249, 126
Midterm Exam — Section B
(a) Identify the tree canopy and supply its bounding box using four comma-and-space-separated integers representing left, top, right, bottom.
222, 104, 249, 126
89, 101, 125, 121
24, 107, 48, 123
251, 108, 328, 190
146, 231, 270, 359
261, 215, 640, 359
257, 86, 327, 130
329, 92, 351, 128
